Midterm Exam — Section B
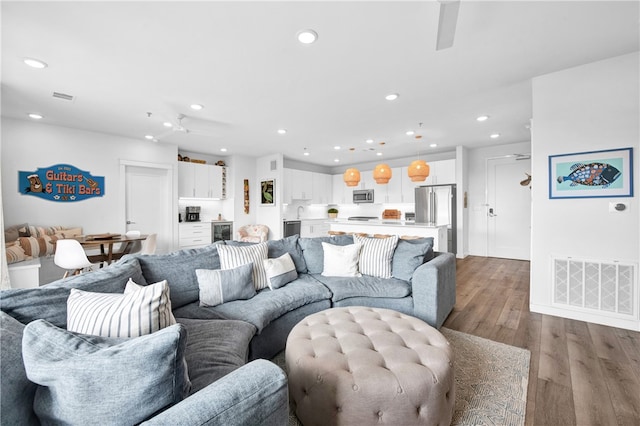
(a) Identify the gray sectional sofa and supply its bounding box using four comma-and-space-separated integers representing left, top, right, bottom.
1, 234, 456, 425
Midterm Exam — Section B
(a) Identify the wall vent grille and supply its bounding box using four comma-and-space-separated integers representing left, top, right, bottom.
552, 256, 637, 318
52, 92, 74, 101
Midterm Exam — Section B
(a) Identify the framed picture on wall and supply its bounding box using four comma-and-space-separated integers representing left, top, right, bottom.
549, 147, 633, 199
261, 179, 275, 206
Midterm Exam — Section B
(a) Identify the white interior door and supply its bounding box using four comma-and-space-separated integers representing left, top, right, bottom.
124, 164, 173, 254
487, 156, 531, 260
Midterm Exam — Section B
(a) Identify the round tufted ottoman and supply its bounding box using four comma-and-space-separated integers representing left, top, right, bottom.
285, 307, 454, 426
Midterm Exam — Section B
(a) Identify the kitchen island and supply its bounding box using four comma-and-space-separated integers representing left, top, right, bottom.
329, 219, 448, 252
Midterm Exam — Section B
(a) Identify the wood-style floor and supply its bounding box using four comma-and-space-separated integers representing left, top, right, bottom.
443, 256, 640, 426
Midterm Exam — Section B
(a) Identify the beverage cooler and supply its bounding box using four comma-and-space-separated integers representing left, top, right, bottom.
212, 221, 233, 242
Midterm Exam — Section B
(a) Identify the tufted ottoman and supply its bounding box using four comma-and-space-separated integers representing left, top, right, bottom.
286, 307, 454, 426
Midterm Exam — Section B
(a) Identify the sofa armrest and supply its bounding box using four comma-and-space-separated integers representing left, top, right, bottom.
141, 359, 288, 426
410, 251, 456, 329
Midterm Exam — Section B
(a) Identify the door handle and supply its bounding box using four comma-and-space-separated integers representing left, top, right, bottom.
126, 220, 136, 224
488, 208, 497, 217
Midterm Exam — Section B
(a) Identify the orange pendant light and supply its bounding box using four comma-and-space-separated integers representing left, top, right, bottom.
343, 168, 361, 187
407, 159, 430, 182
373, 163, 392, 184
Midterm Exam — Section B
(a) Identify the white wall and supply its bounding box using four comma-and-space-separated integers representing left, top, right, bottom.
466, 141, 532, 256
227, 155, 257, 232
531, 52, 639, 330
1, 118, 178, 235
255, 153, 284, 239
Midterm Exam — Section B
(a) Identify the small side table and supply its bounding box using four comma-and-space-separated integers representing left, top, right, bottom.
8, 258, 41, 288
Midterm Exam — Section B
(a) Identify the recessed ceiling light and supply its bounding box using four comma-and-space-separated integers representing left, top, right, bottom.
334, 146, 341, 150
163, 122, 173, 127
220, 148, 227, 152
23, 58, 48, 69
490, 133, 500, 139
297, 29, 318, 44
376, 152, 383, 156
28, 113, 43, 120
277, 128, 287, 134
190, 104, 204, 111
303, 152, 310, 156
476, 115, 490, 122
366, 139, 374, 144
430, 143, 438, 148
385, 93, 399, 101
144, 135, 154, 140
406, 130, 415, 136
334, 159, 340, 163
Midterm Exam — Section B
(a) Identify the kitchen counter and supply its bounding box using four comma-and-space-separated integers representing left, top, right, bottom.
329, 220, 448, 251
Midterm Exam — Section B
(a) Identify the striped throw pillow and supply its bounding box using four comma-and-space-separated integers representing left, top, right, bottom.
5, 243, 28, 264
67, 279, 176, 337
217, 242, 269, 290
354, 234, 399, 279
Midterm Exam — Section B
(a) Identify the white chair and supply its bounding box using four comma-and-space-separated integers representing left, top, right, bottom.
140, 233, 157, 255
54, 239, 94, 278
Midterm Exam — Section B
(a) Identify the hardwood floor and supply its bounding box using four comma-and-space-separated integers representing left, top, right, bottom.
443, 256, 640, 426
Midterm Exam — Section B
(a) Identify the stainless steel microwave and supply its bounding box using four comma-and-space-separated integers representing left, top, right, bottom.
353, 189, 374, 203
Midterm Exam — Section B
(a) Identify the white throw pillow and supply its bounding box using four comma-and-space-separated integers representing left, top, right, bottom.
67, 279, 176, 338
263, 253, 298, 289
321, 242, 362, 277
217, 242, 269, 290
354, 234, 399, 279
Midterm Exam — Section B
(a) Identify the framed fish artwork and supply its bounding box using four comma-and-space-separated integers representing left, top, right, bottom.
549, 147, 633, 199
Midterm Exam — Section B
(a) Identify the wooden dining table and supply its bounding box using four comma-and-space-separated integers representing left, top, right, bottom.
74, 233, 148, 265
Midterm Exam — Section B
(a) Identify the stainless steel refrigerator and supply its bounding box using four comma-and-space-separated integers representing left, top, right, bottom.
415, 184, 456, 254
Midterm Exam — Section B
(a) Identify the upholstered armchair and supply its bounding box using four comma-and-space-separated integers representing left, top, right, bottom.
237, 225, 269, 243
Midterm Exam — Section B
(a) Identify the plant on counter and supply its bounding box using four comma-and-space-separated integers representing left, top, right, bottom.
328, 208, 339, 218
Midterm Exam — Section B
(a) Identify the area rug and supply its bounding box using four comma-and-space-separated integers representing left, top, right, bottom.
271, 327, 530, 426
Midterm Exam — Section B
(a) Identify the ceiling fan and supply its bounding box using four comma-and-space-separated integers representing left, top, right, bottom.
436, 0, 460, 50
155, 114, 217, 141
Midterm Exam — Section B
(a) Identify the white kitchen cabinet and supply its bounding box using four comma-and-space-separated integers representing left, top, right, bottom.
332, 174, 351, 204
424, 159, 456, 185
179, 222, 212, 248
358, 170, 376, 191
312, 172, 332, 204
300, 220, 330, 238
178, 162, 224, 199
284, 169, 313, 201
401, 166, 419, 204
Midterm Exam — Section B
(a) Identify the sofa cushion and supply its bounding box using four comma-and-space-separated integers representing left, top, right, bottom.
135, 242, 223, 309
266, 235, 307, 273
354, 234, 399, 279
217, 242, 269, 290
178, 318, 256, 394
196, 263, 256, 307
321, 242, 361, 277
263, 253, 298, 289
23, 320, 190, 425
392, 237, 434, 282
67, 279, 176, 337
0, 311, 38, 425
312, 274, 412, 302
299, 235, 354, 274
1, 256, 146, 327
195, 274, 332, 332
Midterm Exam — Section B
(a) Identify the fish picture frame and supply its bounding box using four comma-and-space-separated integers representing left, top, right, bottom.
261, 179, 275, 206
549, 147, 633, 199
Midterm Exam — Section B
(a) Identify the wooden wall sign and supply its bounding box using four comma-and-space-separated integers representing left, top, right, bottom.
18, 164, 105, 202
243, 179, 250, 214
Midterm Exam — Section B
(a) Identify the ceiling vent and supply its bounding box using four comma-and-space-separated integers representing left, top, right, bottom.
52, 92, 74, 102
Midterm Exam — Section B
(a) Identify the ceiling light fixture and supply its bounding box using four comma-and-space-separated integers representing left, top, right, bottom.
334, 159, 340, 163
144, 135, 154, 140
343, 147, 360, 187
190, 104, 204, 111
23, 58, 48, 69
476, 115, 490, 122
366, 139, 374, 144
385, 93, 399, 101
373, 164, 392, 184
430, 143, 438, 148
490, 133, 501, 139
163, 122, 173, 127
28, 113, 43, 120
406, 130, 415, 136
376, 152, 383, 156
277, 128, 287, 134
334, 146, 341, 150
303, 152, 310, 156
297, 29, 318, 44
407, 122, 431, 182
220, 148, 228, 152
